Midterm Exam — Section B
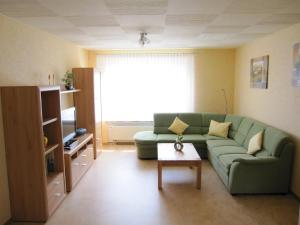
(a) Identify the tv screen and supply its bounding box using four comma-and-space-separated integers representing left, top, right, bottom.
61, 107, 76, 143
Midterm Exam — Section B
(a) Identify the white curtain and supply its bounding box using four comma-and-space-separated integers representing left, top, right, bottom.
97, 53, 195, 121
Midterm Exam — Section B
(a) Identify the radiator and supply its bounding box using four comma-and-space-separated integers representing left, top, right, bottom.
108, 122, 153, 143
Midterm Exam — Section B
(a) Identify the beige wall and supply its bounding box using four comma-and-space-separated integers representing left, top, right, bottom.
194, 49, 235, 113
0, 14, 88, 224
88, 49, 235, 143
234, 22, 300, 197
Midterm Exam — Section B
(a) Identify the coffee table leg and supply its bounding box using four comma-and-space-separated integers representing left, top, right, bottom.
158, 161, 162, 190
196, 162, 201, 189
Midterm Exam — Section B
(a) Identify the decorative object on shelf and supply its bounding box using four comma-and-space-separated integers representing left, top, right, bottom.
139, 32, 150, 47
47, 153, 55, 172
250, 55, 269, 89
292, 42, 300, 87
174, 135, 184, 151
48, 74, 51, 85
62, 71, 74, 90
44, 136, 48, 147
52, 74, 55, 85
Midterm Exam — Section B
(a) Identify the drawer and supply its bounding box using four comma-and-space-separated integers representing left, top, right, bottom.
47, 173, 65, 214
71, 157, 81, 185
79, 148, 93, 166
47, 173, 64, 193
71, 148, 93, 186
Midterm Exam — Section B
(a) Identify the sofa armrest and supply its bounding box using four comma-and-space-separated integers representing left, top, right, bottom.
228, 146, 293, 194
134, 131, 157, 143
232, 157, 279, 165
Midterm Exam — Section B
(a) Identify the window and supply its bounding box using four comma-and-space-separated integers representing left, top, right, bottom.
97, 53, 195, 121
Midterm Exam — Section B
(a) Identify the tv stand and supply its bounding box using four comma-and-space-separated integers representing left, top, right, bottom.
64, 138, 79, 150
64, 133, 94, 192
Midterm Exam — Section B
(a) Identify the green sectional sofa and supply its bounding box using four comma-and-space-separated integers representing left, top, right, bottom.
134, 113, 294, 194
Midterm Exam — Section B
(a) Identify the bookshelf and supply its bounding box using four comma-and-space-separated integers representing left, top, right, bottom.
0, 86, 66, 222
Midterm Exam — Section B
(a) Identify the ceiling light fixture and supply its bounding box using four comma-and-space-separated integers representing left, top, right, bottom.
139, 32, 150, 47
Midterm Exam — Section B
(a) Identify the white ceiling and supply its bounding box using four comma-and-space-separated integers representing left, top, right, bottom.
0, 0, 300, 49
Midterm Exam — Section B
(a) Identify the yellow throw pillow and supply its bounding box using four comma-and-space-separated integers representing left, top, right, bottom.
247, 131, 264, 155
208, 120, 231, 138
168, 117, 189, 135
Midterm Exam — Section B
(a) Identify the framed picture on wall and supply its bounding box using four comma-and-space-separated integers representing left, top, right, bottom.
250, 55, 269, 89
292, 43, 300, 87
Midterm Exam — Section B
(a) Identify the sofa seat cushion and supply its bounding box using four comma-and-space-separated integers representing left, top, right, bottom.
182, 134, 206, 143
134, 131, 157, 144
219, 153, 255, 173
202, 134, 225, 140
207, 139, 240, 150
209, 146, 247, 158
157, 134, 177, 142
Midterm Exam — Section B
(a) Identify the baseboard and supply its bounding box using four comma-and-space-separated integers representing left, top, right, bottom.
115, 141, 134, 145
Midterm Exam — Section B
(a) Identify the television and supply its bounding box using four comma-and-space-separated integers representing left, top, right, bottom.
61, 107, 76, 144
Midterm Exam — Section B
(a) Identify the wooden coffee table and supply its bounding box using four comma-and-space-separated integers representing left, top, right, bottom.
157, 143, 201, 190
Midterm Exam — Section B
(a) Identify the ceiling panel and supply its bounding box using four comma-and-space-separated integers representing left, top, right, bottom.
211, 13, 270, 26
37, 0, 110, 16
122, 26, 164, 34
242, 24, 289, 34
18, 16, 74, 29
92, 34, 129, 40
197, 33, 232, 41
259, 14, 300, 25
0, 2, 55, 17
115, 15, 165, 27
166, 14, 217, 26
204, 25, 247, 33
164, 25, 206, 35
225, 0, 297, 13
104, 0, 168, 15
49, 27, 86, 36
167, 0, 233, 14
0, 0, 36, 3
163, 33, 196, 40
79, 26, 124, 35
0, 0, 299, 49
65, 16, 118, 26
280, 1, 300, 14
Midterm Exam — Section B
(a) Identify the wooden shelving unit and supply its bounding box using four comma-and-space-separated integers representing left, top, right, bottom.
0, 85, 66, 222
42, 117, 58, 126
45, 144, 59, 155
73, 67, 101, 155
60, 89, 80, 94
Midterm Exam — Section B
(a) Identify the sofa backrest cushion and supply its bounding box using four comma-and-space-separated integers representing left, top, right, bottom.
177, 113, 202, 134
201, 113, 226, 134
154, 113, 177, 134
224, 115, 244, 138
154, 113, 203, 134
261, 127, 291, 157
233, 118, 254, 145
242, 120, 267, 150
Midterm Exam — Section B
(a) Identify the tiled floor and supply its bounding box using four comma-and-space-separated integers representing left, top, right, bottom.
11, 144, 299, 225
